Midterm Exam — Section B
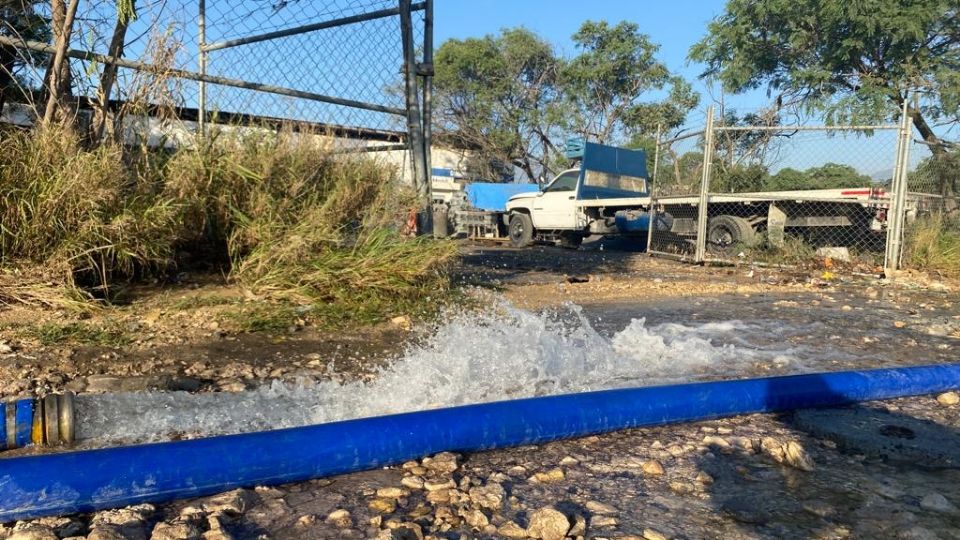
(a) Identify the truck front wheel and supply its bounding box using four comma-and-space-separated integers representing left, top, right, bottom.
508, 213, 534, 248
707, 215, 757, 253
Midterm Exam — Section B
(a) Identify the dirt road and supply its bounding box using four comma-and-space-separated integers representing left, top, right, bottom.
1, 242, 958, 539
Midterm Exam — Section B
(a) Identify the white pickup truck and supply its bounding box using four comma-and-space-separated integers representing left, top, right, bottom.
502, 142, 922, 253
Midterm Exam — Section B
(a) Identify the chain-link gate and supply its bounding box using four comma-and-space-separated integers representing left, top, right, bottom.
646, 128, 707, 261
0, 0, 433, 193
647, 103, 943, 274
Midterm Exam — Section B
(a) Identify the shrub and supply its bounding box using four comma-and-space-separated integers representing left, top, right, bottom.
903, 213, 960, 278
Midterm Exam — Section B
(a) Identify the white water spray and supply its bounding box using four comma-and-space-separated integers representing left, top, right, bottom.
77, 302, 802, 445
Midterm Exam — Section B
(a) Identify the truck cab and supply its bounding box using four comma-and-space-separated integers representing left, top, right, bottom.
504, 143, 651, 248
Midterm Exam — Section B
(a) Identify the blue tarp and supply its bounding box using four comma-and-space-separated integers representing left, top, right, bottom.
465, 183, 540, 212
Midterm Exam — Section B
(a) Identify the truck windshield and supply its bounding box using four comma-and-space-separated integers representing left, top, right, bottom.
544, 171, 579, 193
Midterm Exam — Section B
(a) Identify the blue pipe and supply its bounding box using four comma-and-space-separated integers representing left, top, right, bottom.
1, 364, 958, 522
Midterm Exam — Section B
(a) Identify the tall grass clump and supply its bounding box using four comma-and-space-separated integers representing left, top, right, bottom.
164, 129, 457, 312
903, 213, 960, 278
1, 125, 457, 319
0, 125, 179, 304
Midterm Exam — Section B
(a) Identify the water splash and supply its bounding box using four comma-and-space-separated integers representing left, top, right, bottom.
76, 301, 799, 444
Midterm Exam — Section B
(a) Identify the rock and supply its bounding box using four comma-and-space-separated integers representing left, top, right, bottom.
936, 392, 959, 406
0, 342, 13, 354
817, 247, 851, 263
530, 468, 565, 483
919, 493, 958, 514
695, 471, 714, 485
468, 483, 506, 510
641, 460, 665, 476
32, 517, 82, 538
497, 521, 527, 538
643, 529, 670, 540
390, 316, 412, 330
86, 526, 130, 540
782, 441, 816, 471
589, 515, 618, 528
376, 487, 409, 499
761, 438, 814, 471
325, 509, 353, 528
702, 435, 732, 453
389, 523, 423, 540
401, 476, 425, 490
150, 522, 202, 540
425, 489, 452, 505
7, 526, 58, 540
559, 456, 579, 466
423, 479, 455, 491
369, 498, 398, 514
89, 506, 151, 540
423, 452, 460, 473
568, 515, 587, 537
200, 489, 256, 516
200, 531, 234, 540
458, 508, 489, 529
526, 508, 570, 540
669, 481, 695, 495
585, 501, 619, 516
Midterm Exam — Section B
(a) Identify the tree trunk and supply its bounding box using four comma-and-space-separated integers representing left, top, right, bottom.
42, 0, 77, 124
907, 105, 954, 199
90, 3, 134, 143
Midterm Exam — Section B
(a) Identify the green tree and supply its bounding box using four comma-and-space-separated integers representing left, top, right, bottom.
434, 28, 565, 181
712, 163, 769, 193
0, 1, 49, 113
564, 20, 698, 144
689, 0, 960, 195
764, 164, 873, 191
764, 167, 807, 191
803, 163, 873, 189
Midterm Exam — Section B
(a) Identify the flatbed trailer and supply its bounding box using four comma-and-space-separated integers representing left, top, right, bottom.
457, 142, 937, 252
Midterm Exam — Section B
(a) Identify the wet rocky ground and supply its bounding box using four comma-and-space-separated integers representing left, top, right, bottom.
1, 242, 959, 539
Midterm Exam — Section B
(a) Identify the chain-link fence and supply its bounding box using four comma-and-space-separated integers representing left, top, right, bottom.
648, 103, 956, 274
899, 127, 960, 274
0, 0, 433, 191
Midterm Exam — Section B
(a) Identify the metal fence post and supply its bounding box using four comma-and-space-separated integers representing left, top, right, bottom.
198, 0, 207, 135
694, 105, 716, 263
884, 95, 913, 277
399, 0, 428, 201
421, 0, 434, 202
646, 124, 662, 255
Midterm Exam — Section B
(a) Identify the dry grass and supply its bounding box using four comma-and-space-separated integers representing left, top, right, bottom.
0, 124, 457, 324
904, 213, 960, 279
0, 125, 179, 297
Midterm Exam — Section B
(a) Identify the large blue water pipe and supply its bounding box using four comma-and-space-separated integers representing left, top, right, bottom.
1, 364, 959, 522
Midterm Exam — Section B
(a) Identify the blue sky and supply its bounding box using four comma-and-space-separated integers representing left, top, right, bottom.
435, 0, 770, 120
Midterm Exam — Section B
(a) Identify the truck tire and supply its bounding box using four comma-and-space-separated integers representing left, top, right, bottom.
508, 213, 534, 248
707, 215, 757, 252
